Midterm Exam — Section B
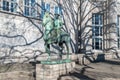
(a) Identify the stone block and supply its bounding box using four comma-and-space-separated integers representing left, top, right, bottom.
36, 61, 75, 80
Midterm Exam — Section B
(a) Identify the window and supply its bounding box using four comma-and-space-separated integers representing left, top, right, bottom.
46, 4, 50, 12
54, 6, 62, 14
40, 1, 45, 19
40, 1, 50, 19
92, 38, 102, 50
92, 13, 102, 25
92, 13, 103, 50
93, 26, 102, 36
117, 16, 120, 48
24, 0, 36, 17
2, 0, 17, 12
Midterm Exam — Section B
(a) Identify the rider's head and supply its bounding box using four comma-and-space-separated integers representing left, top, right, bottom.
45, 11, 50, 18
55, 14, 60, 19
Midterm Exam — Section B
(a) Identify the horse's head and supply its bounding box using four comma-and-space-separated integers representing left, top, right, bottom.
42, 12, 52, 26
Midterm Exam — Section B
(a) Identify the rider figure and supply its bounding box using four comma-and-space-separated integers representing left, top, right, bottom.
54, 14, 63, 42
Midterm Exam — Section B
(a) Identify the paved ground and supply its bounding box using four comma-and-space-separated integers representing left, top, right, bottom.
0, 58, 120, 80
59, 59, 120, 80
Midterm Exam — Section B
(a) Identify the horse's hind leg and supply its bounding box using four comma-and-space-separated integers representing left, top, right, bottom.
65, 42, 69, 59
59, 43, 63, 59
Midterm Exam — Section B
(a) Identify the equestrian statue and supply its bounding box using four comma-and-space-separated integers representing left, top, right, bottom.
42, 11, 70, 63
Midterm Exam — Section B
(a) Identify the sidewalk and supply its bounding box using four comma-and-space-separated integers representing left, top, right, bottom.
59, 59, 120, 80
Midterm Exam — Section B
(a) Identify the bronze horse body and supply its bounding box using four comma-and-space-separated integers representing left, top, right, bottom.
42, 12, 70, 60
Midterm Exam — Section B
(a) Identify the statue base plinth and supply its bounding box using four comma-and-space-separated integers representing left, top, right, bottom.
36, 60, 75, 80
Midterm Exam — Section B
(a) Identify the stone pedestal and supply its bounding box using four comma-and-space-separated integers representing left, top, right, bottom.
36, 61, 75, 80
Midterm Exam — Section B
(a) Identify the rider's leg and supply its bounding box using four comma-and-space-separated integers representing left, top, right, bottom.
57, 29, 61, 42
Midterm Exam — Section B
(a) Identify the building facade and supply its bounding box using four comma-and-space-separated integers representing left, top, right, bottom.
0, 0, 119, 63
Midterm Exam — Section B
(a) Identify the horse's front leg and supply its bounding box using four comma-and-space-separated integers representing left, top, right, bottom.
45, 43, 51, 61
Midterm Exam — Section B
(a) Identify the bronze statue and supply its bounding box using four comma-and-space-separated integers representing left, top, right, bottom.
42, 12, 70, 62
54, 14, 63, 42
42, 12, 53, 60
54, 14, 70, 59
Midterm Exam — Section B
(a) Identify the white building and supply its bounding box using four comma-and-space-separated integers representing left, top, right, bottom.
0, 0, 119, 63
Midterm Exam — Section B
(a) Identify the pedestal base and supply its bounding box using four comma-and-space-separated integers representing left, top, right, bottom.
36, 61, 75, 80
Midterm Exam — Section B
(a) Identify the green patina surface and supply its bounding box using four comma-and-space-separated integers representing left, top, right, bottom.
40, 59, 71, 65
42, 12, 70, 64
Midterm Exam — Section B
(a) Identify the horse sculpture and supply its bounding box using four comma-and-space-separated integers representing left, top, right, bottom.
42, 12, 70, 61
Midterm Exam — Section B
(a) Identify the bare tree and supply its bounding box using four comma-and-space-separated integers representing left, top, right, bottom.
53, 0, 117, 54
0, 0, 118, 64
11, 0, 116, 54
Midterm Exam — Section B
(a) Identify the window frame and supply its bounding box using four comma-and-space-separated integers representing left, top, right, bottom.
117, 15, 120, 48
92, 13, 103, 50
2, 0, 17, 13
54, 5, 62, 15
24, 0, 37, 18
